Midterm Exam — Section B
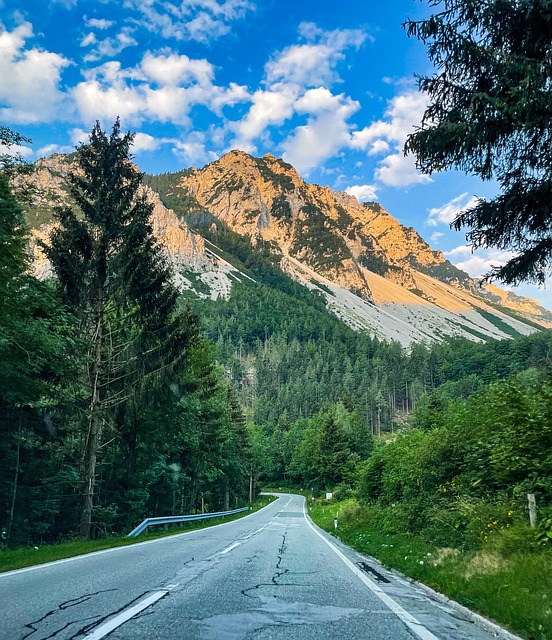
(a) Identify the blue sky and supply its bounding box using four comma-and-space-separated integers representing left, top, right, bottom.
2, 0, 550, 307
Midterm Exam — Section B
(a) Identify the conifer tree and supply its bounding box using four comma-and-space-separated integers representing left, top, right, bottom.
404, 0, 552, 285
44, 120, 195, 538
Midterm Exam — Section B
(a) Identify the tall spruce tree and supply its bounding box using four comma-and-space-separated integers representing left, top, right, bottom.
404, 0, 552, 285
44, 120, 195, 538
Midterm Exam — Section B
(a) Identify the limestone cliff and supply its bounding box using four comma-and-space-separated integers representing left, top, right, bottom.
177, 150, 551, 326
20, 155, 209, 279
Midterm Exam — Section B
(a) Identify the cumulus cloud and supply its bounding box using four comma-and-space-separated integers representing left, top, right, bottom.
0, 22, 70, 124
85, 18, 115, 30
72, 52, 249, 126
35, 143, 67, 157
351, 90, 430, 188
123, 0, 254, 44
132, 132, 165, 153
345, 184, 378, 202
2, 142, 33, 158
172, 131, 217, 166
444, 245, 518, 279
231, 89, 295, 152
83, 27, 137, 62
375, 152, 431, 188
281, 89, 359, 173
231, 23, 367, 161
140, 52, 214, 87
427, 192, 479, 227
70, 128, 90, 146
265, 22, 366, 90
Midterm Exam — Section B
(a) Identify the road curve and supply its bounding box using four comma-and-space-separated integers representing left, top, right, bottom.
1, 494, 509, 640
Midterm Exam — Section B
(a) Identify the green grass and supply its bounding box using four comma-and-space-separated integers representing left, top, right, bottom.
309, 499, 552, 640
0, 495, 276, 574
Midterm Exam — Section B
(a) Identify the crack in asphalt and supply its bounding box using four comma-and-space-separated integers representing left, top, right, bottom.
241, 530, 308, 600
19, 589, 117, 640
67, 590, 151, 639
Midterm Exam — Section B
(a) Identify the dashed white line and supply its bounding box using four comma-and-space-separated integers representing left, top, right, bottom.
219, 542, 241, 555
83, 590, 169, 640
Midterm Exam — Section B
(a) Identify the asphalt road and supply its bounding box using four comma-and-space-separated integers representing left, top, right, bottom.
1, 494, 510, 640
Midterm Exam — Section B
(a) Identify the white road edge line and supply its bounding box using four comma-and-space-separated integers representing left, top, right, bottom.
0, 496, 281, 579
82, 590, 168, 640
302, 499, 441, 640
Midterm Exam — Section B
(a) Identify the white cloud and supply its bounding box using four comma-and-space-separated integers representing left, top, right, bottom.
376, 151, 431, 188
231, 89, 295, 151
229, 23, 367, 156
427, 192, 479, 227
73, 77, 144, 123
85, 18, 115, 30
35, 143, 72, 157
80, 33, 97, 47
2, 142, 33, 158
172, 131, 217, 166
368, 139, 389, 155
132, 132, 164, 153
345, 184, 378, 202
444, 245, 518, 279
73, 51, 249, 127
446, 244, 552, 309
140, 52, 214, 87
70, 128, 89, 146
0, 22, 70, 124
351, 90, 430, 188
265, 23, 366, 90
281, 89, 359, 174
123, 0, 254, 44
430, 231, 444, 243
83, 27, 137, 62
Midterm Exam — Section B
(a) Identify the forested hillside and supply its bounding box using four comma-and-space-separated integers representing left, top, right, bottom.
0, 126, 252, 546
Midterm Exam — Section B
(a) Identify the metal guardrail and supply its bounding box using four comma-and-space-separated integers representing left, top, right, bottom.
127, 506, 250, 537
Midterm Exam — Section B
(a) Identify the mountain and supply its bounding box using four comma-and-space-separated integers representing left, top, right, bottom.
21, 150, 552, 347
157, 150, 552, 345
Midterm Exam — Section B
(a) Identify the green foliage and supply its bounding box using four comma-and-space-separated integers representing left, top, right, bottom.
254, 157, 294, 191
358, 250, 392, 276
357, 369, 552, 552
310, 499, 552, 640
270, 195, 292, 222
404, 0, 552, 285
0, 124, 253, 545
142, 170, 197, 215
290, 203, 352, 271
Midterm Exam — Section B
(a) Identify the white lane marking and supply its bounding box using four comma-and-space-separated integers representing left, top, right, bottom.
302, 500, 441, 640
219, 542, 240, 555
0, 497, 282, 579
83, 590, 168, 640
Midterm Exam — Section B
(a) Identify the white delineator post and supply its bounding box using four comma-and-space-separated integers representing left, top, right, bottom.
528, 493, 537, 528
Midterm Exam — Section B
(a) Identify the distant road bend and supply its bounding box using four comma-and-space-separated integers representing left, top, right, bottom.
2, 494, 509, 640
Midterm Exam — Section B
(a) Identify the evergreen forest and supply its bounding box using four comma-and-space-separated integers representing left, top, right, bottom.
2, 126, 552, 563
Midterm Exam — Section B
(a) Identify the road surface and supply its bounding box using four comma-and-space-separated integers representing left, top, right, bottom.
1, 494, 510, 640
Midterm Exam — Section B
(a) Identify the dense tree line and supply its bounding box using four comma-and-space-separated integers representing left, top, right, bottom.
0, 124, 252, 546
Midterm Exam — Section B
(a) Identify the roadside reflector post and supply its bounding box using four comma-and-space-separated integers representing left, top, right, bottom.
528, 493, 537, 528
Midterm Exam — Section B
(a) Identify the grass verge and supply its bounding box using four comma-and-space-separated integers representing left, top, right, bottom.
309, 499, 552, 640
0, 495, 276, 574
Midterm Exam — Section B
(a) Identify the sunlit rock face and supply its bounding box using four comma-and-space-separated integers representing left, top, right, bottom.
22, 150, 552, 346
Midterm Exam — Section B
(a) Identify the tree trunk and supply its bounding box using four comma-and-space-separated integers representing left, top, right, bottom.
80, 301, 103, 539
224, 480, 230, 511
6, 412, 22, 544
